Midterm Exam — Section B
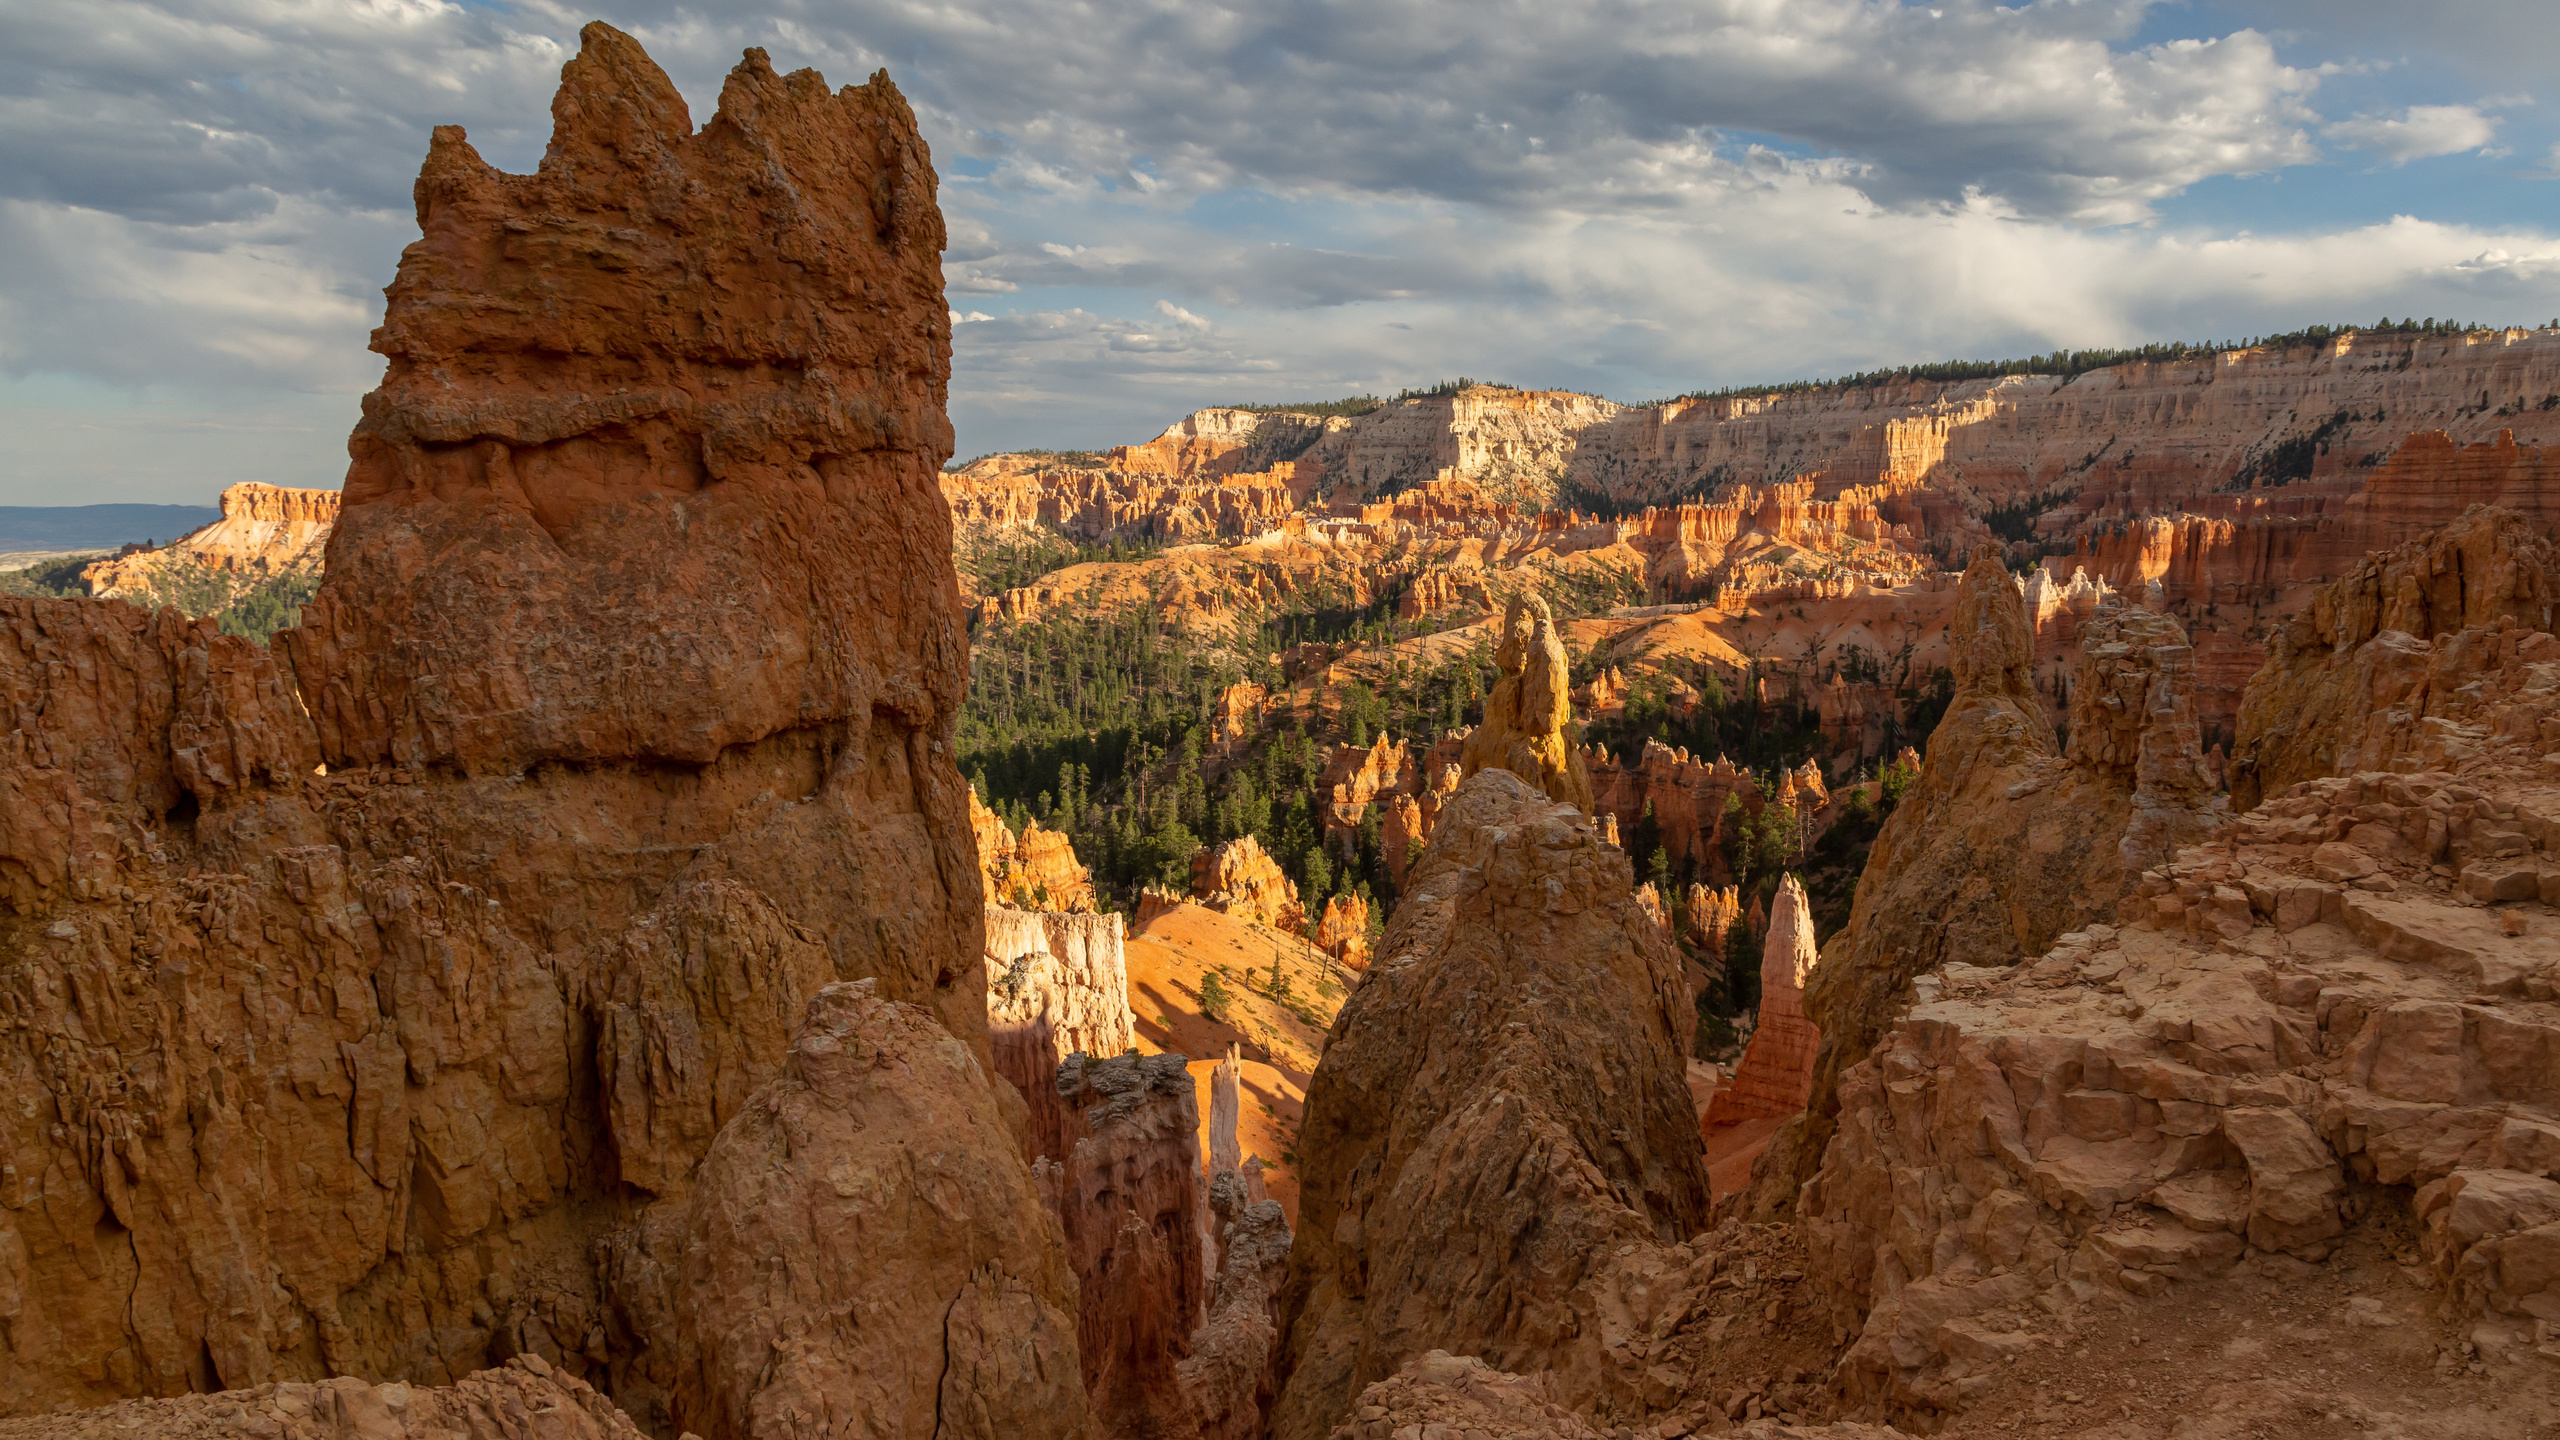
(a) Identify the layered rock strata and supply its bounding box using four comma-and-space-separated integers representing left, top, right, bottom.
1793, 548, 2228, 1205
986, 905, 1135, 1163
0, 23, 1064, 1427
1269, 769, 1710, 1438
80, 483, 339, 602
1800, 508, 2560, 1423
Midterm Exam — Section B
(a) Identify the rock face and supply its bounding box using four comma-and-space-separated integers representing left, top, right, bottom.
1190, 833, 1306, 931
1794, 548, 2227, 1203
1269, 769, 1710, 1439
1053, 1052, 1205, 1439
0, 1362, 647, 1440
1701, 875, 1821, 1130
973, 789, 1099, 912
1458, 595, 1595, 811
2229, 504, 2560, 810
985, 906, 1135, 1163
605, 981, 1088, 1440
1799, 507, 2560, 1423
0, 24, 1069, 1425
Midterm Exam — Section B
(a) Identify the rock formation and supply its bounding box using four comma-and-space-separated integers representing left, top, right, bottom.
1325, 1353, 1606, 1440
0, 23, 1077, 1426
1798, 505, 2560, 1425
2069, 601, 2230, 873
1313, 891, 1370, 971
1458, 595, 1595, 811
1190, 833, 1306, 931
1683, 882, 1741, 958
2229, 503, 2560, 810
1180, 1045, 1295, 1440
1054, 1052, 1207, 1439
80, 482, 338, 607
1701, 875, 1821, 1132
1793, 547, 2227, 1207
605, 982, 1088, 1440
1269, 769, 1709, 1438
973, 788, 1099, 912
986, 906, 1136, 1162
0, 1360, 648, 1440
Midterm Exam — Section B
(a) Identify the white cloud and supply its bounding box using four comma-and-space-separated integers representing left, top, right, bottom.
2324, 104, 2502, 164
2, 0, 2557, 494
0, 194, 397, 390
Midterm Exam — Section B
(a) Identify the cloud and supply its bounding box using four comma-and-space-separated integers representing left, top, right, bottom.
2324, 104, 2502, 164
2, 0, 2557, 495
0, 194, 398, 390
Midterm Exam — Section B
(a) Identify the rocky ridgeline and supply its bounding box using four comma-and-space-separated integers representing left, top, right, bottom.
950, 349, 2560, 765
1795, 502, 2560, 1426
960, 334, 2560, 524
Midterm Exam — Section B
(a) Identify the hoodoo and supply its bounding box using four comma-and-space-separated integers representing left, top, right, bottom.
0, 22, 1084, 1432
1268, 769, 1708, 1438
1701, 873, 1822, 1136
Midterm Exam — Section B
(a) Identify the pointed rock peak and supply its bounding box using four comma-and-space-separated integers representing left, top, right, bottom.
1951, 543, 2034, 700
544, 22, 694, 177
1762, 874, 1818, 998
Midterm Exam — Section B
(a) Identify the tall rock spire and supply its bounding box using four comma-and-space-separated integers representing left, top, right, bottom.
1458, 593, 1596, 810
1702, 874, 1822, 1130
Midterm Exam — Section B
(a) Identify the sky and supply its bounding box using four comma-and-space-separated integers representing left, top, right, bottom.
1, 1, 2556, 503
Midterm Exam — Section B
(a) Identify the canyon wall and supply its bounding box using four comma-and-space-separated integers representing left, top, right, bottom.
952, 333, 2560, 548
0, 25, 1075, 1431
2229, 502, 2560, 810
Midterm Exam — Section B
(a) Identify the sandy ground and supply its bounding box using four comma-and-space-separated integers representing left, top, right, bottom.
1125, 900, 1352, 1224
